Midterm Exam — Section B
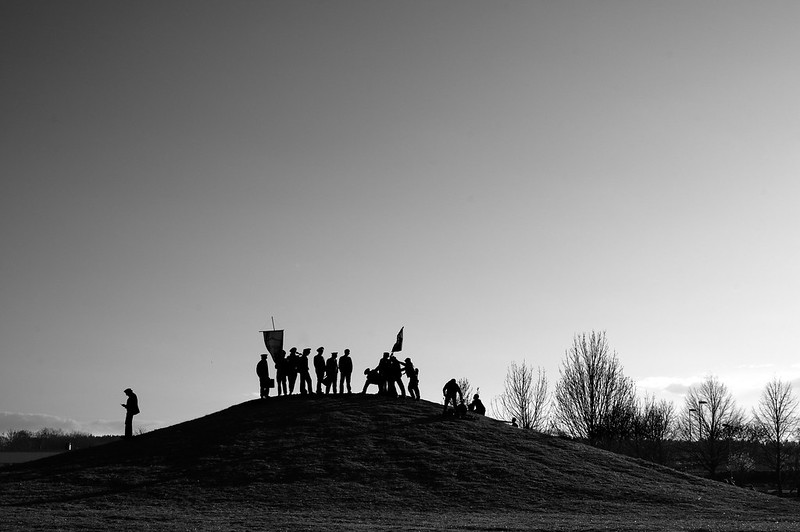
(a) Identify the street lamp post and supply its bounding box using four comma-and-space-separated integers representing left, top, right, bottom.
722, 423, 733, 484
698, 400, 708, 440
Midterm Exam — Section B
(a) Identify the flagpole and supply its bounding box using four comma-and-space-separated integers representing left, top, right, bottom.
271, 316, 276, 331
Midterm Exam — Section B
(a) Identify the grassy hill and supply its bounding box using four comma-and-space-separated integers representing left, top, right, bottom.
1, 395, 798, 531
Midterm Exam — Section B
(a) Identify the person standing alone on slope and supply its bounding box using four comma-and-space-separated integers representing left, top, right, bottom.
121, 388, 140, 438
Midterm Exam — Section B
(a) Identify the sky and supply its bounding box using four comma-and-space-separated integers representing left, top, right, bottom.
2, 1, 800, 435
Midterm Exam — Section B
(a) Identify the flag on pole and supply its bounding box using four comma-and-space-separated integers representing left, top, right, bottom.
391, 326, 403, 353
262, 330, 284, 358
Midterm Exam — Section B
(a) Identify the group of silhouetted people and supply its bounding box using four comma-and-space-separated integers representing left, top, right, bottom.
257, 346, 356, 397
254, 348, 498, 423
441, 378, 485, 417
257, 349, 423, 400
361, 352, 420, 399
118, 350, 492, 440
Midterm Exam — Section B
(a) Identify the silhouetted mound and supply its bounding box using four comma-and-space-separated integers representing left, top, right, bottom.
2, 395, 799, 531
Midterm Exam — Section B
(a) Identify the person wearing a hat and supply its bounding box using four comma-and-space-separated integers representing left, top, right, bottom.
298, 348, 313, 395
121, 388, 140, 438
286, 347, 300, 395
338, 349, 353, 394
325, 352, 339, 394
256, 354, 271, 399
314, 347, 326, 394
273, 349, 288, 396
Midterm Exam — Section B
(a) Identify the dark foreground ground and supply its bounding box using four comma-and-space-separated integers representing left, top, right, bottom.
1, 395, 798, 531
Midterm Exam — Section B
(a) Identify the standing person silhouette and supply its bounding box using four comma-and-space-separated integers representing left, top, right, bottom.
338, 349, 353, 394
325, 352, 339, 394
286, 347, 300, 394
298, 348, 314, 395
314, 347, 326, 394
273, 349, 288, 396
388, 355, 405, 397
256, 354, 271, 398
441, 379, 463, 416
402, 357, 420, 400
121, 388, 140, 438
377, 352, 392, 395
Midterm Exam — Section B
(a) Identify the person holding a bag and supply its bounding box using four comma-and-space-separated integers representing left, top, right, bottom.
257, 353, 273, 399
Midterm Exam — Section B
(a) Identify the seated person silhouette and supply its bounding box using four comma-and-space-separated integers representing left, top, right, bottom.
468, 393, 486, 415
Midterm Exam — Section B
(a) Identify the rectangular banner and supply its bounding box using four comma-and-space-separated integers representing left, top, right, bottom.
262, 330, 284, 358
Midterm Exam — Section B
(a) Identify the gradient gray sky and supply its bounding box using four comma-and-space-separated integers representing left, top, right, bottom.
3, 1, 800, 434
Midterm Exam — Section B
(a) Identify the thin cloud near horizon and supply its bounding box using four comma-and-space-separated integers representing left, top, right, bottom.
0, 412, 163, 437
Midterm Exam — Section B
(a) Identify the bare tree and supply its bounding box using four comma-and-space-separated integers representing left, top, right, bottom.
753, 378, 799, 494
492, 361, 548, 430
683, 375, 744, 478
457, 378, 473, 403
631, 395, 676, 464
553, 331, 637, 447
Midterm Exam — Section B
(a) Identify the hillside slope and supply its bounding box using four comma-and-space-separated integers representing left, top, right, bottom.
1, 395, 798, 531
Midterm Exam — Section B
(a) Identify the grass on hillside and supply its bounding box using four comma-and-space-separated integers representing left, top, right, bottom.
1, 394, 799, 531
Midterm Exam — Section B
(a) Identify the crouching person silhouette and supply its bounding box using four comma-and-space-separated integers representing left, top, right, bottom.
442, 378, 463, 416
121, 388, 140, 438
362, 368, 381, 394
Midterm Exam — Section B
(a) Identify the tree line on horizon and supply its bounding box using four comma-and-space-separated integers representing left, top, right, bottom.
0, 428, 119, 452
467, 330, 800, 496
